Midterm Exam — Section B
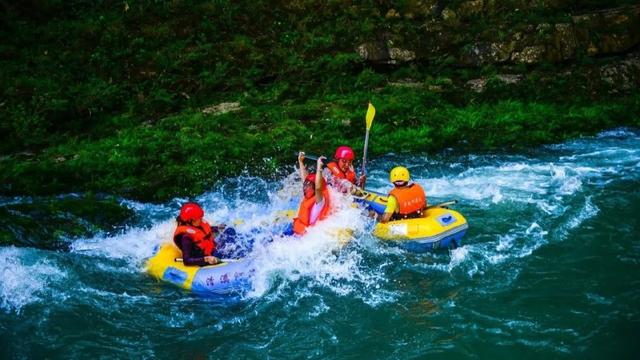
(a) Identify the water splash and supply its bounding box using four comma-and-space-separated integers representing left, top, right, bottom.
0, 247, 67, 314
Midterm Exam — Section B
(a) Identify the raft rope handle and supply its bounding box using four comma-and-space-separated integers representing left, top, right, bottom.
174, 257, 239, 263
426, 200, 458, 209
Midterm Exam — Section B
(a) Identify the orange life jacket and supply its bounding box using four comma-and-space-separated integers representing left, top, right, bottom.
326, 161, 357, 184
173, 221, 215, 256
389, 183, 427, 216
292, 188, 331, 235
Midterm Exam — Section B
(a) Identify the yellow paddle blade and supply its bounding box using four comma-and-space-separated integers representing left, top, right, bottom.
365, 102, 375, 130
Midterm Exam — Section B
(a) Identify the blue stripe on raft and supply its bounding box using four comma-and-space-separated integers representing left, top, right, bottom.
163, 267, 188, 286
399, 229, 467, 252
354, 189, 388, 214
367, 201, 387, 214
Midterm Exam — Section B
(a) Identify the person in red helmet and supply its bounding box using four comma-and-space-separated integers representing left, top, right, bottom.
173, 202, 226, 266
325, 145, 367, 193
291, 152, 332, 236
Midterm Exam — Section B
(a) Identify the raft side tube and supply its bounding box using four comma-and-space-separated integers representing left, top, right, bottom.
373, 207, 469, 252
146, 244, 254, 294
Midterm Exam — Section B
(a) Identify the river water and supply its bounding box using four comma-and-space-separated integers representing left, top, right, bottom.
1, 129, 639, 359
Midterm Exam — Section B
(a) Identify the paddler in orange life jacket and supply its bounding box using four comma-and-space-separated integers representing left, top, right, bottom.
291, 152, 332, 236
324, 146, 367, 193
173, 202, 224, 266
378, 166, 427, 223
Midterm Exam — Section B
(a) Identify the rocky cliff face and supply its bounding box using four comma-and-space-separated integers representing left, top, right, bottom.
357, 2, 640, 67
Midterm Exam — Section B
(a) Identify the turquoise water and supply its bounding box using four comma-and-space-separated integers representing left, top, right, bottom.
1, 129, 639, 358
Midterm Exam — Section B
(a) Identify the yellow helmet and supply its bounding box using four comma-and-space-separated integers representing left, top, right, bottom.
389, 166, 410, 183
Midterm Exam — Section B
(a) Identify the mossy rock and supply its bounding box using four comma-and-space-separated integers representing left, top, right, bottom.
0, 195, 135, 250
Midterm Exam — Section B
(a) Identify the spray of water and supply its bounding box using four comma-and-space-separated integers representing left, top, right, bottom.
0, 247, 67, 314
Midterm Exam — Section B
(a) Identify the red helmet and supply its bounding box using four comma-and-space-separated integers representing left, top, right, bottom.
304, 173, 326, 189
179, 202, 204, 222
334, 146, 355, 161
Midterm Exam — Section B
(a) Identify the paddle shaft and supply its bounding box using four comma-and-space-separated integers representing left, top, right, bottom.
426, 200, 458, 209
298, 153, 325, 164
362, 102, 375, 183
361, 129, 370, 176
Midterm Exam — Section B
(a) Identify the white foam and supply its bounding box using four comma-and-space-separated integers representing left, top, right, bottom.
69, 220, 173, 266
0, 247, 67, 314
586, 292, 613, 305
449, 246, 470, 269
244, 189, 396, 305
553, 197, 600, 241
597, 128, 638, 139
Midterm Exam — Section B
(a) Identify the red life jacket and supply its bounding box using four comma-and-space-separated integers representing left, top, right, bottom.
292, 188, 331, 235
326, 161, 357, 184
389, 183, 427, 216
173, 221, 215, 256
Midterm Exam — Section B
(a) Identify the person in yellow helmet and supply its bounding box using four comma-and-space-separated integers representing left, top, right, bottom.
378, 166, 427, 223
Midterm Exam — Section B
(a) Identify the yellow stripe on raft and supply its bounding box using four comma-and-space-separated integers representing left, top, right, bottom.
146, 244, 198, 290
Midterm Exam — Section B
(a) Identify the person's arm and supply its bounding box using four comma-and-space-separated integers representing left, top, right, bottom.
326, 164, 354, 194
180, 236, 207, 266
357, 173, 367, 188
315, 156, 326, 204
379, 212, 393, 223
298, 151, 308, 180
211, 224, 226, 234
180, 236, 218, 266
378, 195, 397, 224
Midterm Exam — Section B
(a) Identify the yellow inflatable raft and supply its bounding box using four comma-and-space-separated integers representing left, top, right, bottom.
372, 203, 468, 251
146, 243, 254, 295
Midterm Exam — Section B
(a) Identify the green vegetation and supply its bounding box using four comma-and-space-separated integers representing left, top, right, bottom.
2, 87, 637, 202
1, 0, 639, 203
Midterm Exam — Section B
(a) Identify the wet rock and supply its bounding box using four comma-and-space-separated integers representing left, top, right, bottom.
389, 46, 416, 63
466, 74, 522, 92
496, 74, 523, 84
461, 42, 513, 66
600, 52, 640, 91
360, 3, 639, 67
389, 79, 423, 88
459, 0, 484, 17
441, 8, 459, 26
357, 40, 415, 64
386, 8, 400, 19
466, 78, 487, 92
511, 45, 545, 64
571, 5, 640, 56
202, 102, 241, 115
401, 0, 438, 19
356, 41, 389, 63
549, 23, 578, 61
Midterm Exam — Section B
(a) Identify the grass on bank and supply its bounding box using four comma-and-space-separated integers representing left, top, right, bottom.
2, 87, 638, 202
